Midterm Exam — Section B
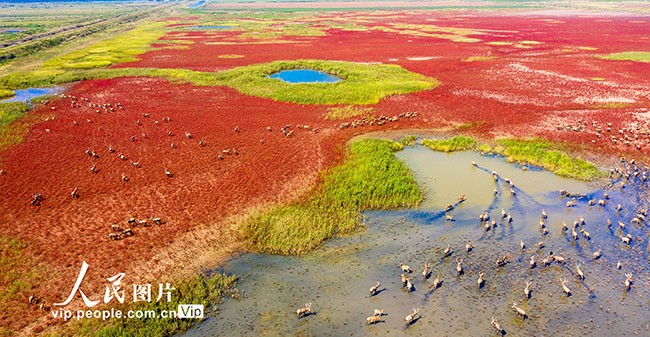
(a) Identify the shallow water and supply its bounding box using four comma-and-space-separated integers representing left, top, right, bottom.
182, 146, 649, 337
187, 0, 205, 9
0, 87, 62, 103
269, 69, 341, 84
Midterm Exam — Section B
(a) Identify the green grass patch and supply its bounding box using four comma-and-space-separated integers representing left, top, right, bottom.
53, 273, 238, 337
324, 105, 373, 120
243, 138, 422, 255
399, 135, 417, 146
494, 138, 601, 181
216, 60, 438, 105
0, 101, 30, 128
421, 136, 601, 181
0, 102, 33, 150
0, 89, 14, 99
0, 236, 45, 334
598, 51, 650, 63
422, 135, 478, 152
41, 21, 169, 70
1, 60, 437, 105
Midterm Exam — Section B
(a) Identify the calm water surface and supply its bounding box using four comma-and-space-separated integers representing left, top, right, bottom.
269, 69, 341, 84
182, 146, 649, 337
0, 87, 62, 103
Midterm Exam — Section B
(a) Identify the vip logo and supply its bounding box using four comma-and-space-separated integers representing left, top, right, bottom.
177, 304, 204, 319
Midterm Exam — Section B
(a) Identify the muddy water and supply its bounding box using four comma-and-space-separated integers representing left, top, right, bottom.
182, 146, 649, 337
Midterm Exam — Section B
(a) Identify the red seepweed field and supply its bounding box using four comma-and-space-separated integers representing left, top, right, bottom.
1, 7, 650, 334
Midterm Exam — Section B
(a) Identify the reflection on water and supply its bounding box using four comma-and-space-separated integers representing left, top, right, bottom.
182, 146, 649, 337
0, 87, 62, 103
269, 69, 341, 84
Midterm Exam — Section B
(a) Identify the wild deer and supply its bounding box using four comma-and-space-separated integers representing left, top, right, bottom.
399, 263, 413, 273
524, 281, 532, 298
296, 303, 312, 318
404, 308, 420, 325
405, 278, 414, 292
576, 263, 585, 280
443, 245, 452, 257
366, 315, 383, 325
422, 261, 430, 278
496, 254, 509, 267
560, 278, 571, 296
490, 317, 504, 334
466, 241, 473, 253
431, 276, 441, 289
369, 282, 381, 297
624, 273, 633, 291
512, 302, 527, 318
593, 249, 602, 260
456, 257, 464, 275
477, 272, 485, 288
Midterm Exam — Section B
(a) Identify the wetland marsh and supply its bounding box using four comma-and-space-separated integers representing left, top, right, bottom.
183, 146, 649, 337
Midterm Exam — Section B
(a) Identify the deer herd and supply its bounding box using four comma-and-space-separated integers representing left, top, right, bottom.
294, 160, 644, 334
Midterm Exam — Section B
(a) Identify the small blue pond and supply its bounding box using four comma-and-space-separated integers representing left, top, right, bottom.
186, 25, 234, 30
188, 0, 205, 9
1, 87, 62, 104
3, 29, 22, 34
269, 69, 341, 84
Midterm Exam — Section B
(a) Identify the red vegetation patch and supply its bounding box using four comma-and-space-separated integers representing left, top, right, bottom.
2, 11, 650, 333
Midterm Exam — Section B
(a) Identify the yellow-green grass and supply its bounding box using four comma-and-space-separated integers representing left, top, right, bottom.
520, 40, 542, 45
0, 102, 30, 128
372, 24, 482, 43
598, 51, 650, 63
422, 136, 601, 181
218, 54, 245, 59
0, 89, 14, 99
0, 236, 46, 336
1, 60, 437, 105
593, 102, 631, 109
52, 273, 238, 337
41, 21, 169, 70
214, 60, 438, 105
422, 135, 478, 152
486, 41, 513, 46
494, 138, 601, 181
463, 56, 496, 62
243, 138, 422, 255
324, 105, 373, 120
399, 135, 417, 146
0, 102, 36, 150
